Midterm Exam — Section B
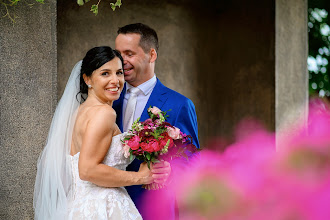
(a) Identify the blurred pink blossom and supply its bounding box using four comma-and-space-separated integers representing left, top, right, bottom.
141, 98, 330, 220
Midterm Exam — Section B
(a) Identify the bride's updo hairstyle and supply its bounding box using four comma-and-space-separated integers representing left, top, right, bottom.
79, 46, 124, 102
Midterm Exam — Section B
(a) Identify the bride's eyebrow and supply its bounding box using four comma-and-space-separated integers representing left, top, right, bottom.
100, 69, 111, 72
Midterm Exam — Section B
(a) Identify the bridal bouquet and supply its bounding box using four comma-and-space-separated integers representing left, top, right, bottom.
122, 106, 197, 190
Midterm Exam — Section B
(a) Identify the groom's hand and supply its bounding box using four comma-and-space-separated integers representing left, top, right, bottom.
151, 161, 171, 184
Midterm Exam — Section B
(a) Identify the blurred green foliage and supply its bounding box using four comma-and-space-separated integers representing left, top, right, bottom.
308, 0, 330, 98
77, 0, 121, 16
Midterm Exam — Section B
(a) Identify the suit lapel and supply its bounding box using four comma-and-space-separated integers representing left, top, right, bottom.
116, 83, 126, 131
117, 79, 168, 125
140, 78, 168, 121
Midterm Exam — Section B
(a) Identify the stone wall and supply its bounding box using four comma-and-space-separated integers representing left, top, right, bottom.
0, 1, 57, 219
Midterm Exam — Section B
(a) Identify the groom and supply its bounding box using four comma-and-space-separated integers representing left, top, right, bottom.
113, 23, 200, 219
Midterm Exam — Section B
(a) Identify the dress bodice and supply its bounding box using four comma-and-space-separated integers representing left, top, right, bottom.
71, 133, 130, 170
68, 133, 142, 220
70, 133, 131, 190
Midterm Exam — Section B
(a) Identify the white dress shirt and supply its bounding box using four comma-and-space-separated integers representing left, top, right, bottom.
123, 75, 157, 127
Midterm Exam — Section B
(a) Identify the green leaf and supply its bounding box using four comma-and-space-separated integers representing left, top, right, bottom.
165, 139, 170, 148
90, 4, 98, 15
77, 0, 84, 6
129, 154, 134, 162
35, 0, 44, 3
131, 117, 141, 130
136, 155, 144, 161
159, 112, 165, 122
115, 0, 122, 7
151, 158, 160, 163
147, 161, 151, 169
110, 3, 116, 11
11, 0, 20, 6
110, 0, 121, 11
146, 153, 151, 161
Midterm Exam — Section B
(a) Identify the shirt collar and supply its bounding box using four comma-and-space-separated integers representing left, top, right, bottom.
125, 75, 157, 96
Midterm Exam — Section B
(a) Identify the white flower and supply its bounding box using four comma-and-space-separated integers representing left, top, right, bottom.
167, 126, 181, 140
149, 106, 161, 115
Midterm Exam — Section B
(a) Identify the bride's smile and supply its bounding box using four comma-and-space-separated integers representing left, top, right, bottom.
106, 87, 119, 92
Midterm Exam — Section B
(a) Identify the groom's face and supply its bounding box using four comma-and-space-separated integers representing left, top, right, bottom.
115, 33, 150, 87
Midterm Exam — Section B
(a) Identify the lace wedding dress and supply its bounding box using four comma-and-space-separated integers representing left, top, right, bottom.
34, 61, 141, 220
68, 133, 142, 220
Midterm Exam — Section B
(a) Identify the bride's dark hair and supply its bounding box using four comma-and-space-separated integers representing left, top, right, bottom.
78, 46, 124, 102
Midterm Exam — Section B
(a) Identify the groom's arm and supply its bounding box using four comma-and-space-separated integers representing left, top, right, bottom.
160, 98, 200, 184
175, 98, 200, 148
151, 98, 199, 184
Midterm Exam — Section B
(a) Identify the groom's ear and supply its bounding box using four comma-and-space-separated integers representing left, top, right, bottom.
149, 48, 157, 63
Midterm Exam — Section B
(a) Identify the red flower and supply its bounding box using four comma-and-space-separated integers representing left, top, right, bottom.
140, 142, 151, 153
151, 139, 162, 152
141, 138, 161, 153
126, 135, 140, 150
132, 148, 144, 156
159, 132, 174, 149
139, 129, 153, 138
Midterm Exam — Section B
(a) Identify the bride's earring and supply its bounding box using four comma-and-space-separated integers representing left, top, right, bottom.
87, 84, 92, 89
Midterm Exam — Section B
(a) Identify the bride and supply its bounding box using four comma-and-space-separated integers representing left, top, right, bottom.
33, 46, 153, 219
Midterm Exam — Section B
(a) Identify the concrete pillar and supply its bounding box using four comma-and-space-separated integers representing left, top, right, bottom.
0, 1, 57, 219
275, 0, 309, 142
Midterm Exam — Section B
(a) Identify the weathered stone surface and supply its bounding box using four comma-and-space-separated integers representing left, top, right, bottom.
58, 0, 276, 145
276, 0, 308, 142
0, 1, 57, 219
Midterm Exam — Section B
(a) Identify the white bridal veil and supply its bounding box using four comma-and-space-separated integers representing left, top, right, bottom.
33, 61, 82, 220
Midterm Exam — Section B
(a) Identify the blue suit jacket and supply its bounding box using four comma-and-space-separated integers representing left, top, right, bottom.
113, 78, 199, 218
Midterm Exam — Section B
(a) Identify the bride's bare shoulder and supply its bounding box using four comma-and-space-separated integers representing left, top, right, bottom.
85, 104, 116, 122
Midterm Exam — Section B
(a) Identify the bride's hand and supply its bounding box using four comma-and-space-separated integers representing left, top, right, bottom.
138, 162, 153, 184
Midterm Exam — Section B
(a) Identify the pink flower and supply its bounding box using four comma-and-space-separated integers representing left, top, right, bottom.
143, 118, 153, 125
167, 126, 181, 140
123, 144, 130, 158
150, 106, 161, 115
125, 135, 140, 150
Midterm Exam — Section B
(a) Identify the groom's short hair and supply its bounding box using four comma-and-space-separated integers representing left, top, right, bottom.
117, 23, 159, 53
